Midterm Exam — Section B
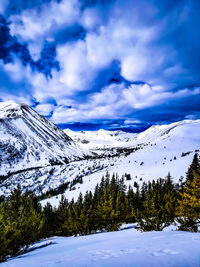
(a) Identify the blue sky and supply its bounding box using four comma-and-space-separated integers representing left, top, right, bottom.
0, 0, 200, 131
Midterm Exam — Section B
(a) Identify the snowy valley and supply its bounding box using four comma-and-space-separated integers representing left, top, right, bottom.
0, 100, 200, 201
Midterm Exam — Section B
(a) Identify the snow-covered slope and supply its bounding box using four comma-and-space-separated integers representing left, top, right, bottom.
42, 119, 200, 206
136, 119, 200, 143
2, 225, 200, 267
0, 100, 88, 177
65, 120, 200, 151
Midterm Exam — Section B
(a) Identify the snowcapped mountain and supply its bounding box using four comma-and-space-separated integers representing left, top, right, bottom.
65, 120, 200, 151
0, 101, 200, 199
64, 128, 137, 150
0, 100, 88, 178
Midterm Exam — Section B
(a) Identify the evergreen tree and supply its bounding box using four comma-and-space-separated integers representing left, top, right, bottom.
136, 178, 177, 231
186, 153, 200, 182
80, 191, 95, 235
176, 170, 200, 232
43, 202, 56, 237
126, 186, 136, 223
0, 187, 44, 261
54, 195, 70, 236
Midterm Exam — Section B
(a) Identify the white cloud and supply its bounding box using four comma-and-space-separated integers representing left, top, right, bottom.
124, 119, 141, 124
3, 0, 198, 126
123, 84, 200, 109
10, 0, 80, 41
0, 91, 32, 106
30, 71, 69, 102
57, 41, 95, 92
89, 83, 121, 105
1, 59, 69, 103
121, 52, 148, 81
86, 28, 116, 68
7, 0, 182, 101
51, 104, 116, 124
84, 13, 164, 82
34, 103, 54, 116
51, 106, 80, 124
2, 58, 31, 82
51, 83, 200, 124
81, 8, 103, 30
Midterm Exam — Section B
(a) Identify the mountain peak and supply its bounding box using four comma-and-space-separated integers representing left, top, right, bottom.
0, 100, 23, 119
0, 100, 90, 181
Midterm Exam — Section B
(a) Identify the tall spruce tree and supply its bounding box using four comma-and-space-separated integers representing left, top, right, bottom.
136, 178, 177, 231
186, 153, 200, 182
176, 170, 200, 232
126, 186, 136, 223
43, 202, 56, 237
55, 195, 70, 236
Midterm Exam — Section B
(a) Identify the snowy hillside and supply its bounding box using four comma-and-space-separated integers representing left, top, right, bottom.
42, 119, 200, 206
2, 225, 200, 267
0, 100, 89, 178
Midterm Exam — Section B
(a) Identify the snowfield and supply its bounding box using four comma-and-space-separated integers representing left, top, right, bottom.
2, 225, 200, 267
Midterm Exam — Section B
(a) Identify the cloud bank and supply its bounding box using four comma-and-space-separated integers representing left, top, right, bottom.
0, 0, 200, 130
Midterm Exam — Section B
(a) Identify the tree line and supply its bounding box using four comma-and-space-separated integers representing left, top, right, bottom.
0, 153, 200, 261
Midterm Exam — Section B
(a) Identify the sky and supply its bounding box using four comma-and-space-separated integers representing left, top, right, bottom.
0, 0, 200, 132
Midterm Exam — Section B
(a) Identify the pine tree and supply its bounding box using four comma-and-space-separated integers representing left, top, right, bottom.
186, 153, 200, 182
115, 191, 128, 223
0, 205, 9, 262
0, 187, 44, 261
79, 191, 94, 235
55, 195, 70, 236
136, 178, 177, 231
176, 170, 200, 232
43, 202, 56, 237
126, 186, 136, 223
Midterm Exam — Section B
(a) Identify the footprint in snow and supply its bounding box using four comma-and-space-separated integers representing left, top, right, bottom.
152, 249, 179, 256
192, 236, 200, 241
88, 248, 139, 259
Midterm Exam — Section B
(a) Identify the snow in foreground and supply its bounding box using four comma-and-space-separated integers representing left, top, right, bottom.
2, 225, 200, 267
